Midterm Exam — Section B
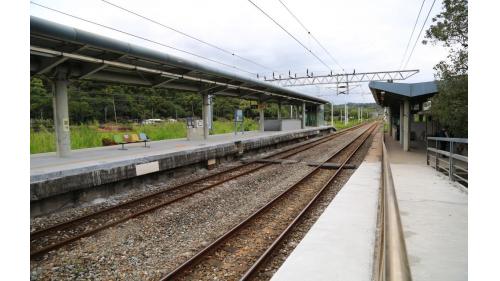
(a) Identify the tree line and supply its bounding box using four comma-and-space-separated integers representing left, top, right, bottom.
423, 0, 468, 137
30, 77, 378, 127
31, 78, 258, 124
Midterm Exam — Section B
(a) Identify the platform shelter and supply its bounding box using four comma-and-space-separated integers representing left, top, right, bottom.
369, 81, 438, 151
30, 16, 328, 157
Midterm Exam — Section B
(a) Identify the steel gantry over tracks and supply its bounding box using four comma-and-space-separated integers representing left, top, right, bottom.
264, 70, 419, 87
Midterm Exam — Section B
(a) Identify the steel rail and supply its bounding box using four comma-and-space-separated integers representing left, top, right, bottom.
160, 122, 378, 280
30, 123, 369, 258
377, 138, 412, 281
239, 123, 378, 281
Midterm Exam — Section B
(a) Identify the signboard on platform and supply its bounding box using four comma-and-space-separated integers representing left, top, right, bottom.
235, 109, 243, 122
234, 109, 244, 135
135, 161, 160, 176
186, 117, 204, 128
196, 120, 204, 128
186, 117, 194, 128
63, 118, 69, 132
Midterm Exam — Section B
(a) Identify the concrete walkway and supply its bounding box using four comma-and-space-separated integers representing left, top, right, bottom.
386, 136, 468, 281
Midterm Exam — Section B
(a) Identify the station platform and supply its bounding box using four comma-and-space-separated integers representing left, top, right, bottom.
271, 132, 468, 281
30, 126, 334, 215
385, 136, 468, 281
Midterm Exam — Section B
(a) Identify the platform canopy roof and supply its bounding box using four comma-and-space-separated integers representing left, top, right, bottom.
369, 80, 438, 108
30, 16, 328, 105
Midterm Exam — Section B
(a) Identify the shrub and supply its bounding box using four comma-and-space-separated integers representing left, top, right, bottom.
101, 137, 115, 146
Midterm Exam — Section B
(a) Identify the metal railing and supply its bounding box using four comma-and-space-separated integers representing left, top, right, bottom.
377, 140, 412, 281
426, 137, 468, 187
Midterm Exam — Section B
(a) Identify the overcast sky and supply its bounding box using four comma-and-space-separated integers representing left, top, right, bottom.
30, 0, 448, 104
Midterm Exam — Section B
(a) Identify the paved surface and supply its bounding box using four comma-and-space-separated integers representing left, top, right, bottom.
386, 136, 468, 281
271, 128, 382, 281
31, 127, 327, 180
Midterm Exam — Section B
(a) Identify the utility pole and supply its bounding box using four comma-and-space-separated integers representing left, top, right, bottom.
344, 82, 349, 125
330, 102, 334, 126
104, 106, 107, 123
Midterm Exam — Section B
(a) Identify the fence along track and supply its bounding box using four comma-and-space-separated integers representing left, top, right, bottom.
31, 122, 371, 259
160, 122, 378, 281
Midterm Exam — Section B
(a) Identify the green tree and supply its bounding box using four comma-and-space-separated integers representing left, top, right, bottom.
30, 77, 52, 120
423, 0, 468, 137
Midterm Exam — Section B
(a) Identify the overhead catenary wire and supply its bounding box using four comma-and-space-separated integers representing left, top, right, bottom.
402, 0, 437, 69
101, 0, 279, 74
398, 0, 427, 70
277, 0, 345, 72
30, 1, 259, 77
247, 0, 332, 72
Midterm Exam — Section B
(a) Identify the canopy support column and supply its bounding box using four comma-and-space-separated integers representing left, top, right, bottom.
317, 104, 324, 126
330, 103, 334, 127
403, 99, 410, 151
53, 74, 71, 157
387, 107, 392, 137
301, 102, 306, 129
399, 102, 404, 145
202, 93, 209, 140
259, 101, 265, 132
344, 103, 349, 125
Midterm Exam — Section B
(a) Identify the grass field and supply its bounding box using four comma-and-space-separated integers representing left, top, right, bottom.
330, 119, 365, 130
30, 119, 369, 154
30, 119, 259, 154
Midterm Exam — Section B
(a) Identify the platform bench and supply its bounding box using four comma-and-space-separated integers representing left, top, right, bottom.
113, 133, 150, 150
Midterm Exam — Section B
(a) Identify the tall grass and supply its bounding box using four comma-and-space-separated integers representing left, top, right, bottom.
30, 120, 259, 154
330, 119, 368, 130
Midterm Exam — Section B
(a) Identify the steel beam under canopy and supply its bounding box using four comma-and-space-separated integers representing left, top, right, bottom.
30, 16, 328, 105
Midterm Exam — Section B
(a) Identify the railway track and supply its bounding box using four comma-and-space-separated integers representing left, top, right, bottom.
30, 122, 372, 259
160, 122, 379, 281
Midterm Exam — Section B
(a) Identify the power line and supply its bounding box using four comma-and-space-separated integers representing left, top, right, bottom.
403, 0, 437, 69
101, 0, 279, 74
398, 0, 426, 70
247, 0, 332, 72
277, 0, 345, 72
30, 1, 259, 77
